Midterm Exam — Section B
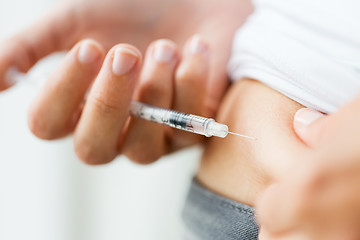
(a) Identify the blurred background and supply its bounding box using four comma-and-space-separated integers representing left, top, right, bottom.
0, 0, 200, 239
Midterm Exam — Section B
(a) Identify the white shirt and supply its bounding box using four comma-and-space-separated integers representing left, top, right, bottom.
228, 0, 360, 113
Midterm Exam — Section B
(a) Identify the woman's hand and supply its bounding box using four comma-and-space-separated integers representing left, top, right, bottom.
28, 35, 214, 164
257, 97, 360, 240
0, 0, 252, 116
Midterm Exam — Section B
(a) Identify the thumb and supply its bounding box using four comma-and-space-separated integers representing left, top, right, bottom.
293, 108, 327, 147
0, 3, 79, 91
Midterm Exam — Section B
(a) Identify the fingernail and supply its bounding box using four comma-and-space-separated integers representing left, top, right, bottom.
112, 47, 138, 76
189, 35, 209, 55
78, 40, 102, 64
153, 40, 176, 62
294, 108, 325, 129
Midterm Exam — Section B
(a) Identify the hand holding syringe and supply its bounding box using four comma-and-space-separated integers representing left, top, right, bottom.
8, 68, 255, 140
4, 39, 259, 166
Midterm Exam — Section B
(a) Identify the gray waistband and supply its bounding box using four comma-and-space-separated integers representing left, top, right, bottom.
182, 180, 259, 240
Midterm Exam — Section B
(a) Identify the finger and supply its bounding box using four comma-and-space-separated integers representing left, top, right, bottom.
259, 158, 360, 238
28, 39, 105, 140
293, 108, 327, 147
172, 35, 210, 148
74, 44, 142, 165
256, 183, 312, 234
122, 40, 179, 164
309, 168, 360, 225
258, 164, 360, 237
317, 94, 360, 161
1, 3, 79, 90
295, 93, 360, 159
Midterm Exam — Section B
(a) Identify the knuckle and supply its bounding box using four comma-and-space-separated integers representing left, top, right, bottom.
176, 66, 199, 82
74, 139, 114, 165
91, 94, 123, 116
137, 80, 169, 101
176, 66, 206, 89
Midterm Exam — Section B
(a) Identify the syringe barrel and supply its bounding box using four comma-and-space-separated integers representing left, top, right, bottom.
130, 101, 223, 137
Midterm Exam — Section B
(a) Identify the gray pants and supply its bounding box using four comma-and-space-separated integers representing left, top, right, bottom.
182, 180, 259, 240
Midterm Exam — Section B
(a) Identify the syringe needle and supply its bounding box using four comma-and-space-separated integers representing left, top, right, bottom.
228, 132, 257, 140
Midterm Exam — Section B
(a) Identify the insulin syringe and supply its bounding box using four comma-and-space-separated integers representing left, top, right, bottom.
7, 68, 255, 140
130, 101, 256, 140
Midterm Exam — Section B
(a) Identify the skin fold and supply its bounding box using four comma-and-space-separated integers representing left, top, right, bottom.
258, 95, 360, 240
201, 78, 360, 239
198, 78, 309, 206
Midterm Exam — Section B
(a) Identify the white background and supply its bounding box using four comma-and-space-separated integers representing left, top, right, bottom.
0, 0, 200, 239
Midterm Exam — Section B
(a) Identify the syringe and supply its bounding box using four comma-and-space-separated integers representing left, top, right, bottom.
6, 68, 256, 140
130, 101, 256, 140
